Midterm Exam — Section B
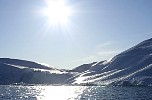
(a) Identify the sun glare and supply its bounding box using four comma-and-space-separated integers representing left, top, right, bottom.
38, 86, 86, 100
43, 0, 72, 25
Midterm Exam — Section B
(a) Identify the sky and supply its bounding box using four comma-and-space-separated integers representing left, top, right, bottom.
0, 0, 152, 69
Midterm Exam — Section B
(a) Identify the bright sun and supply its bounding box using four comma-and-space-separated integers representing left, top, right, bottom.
43, 0, 72, 25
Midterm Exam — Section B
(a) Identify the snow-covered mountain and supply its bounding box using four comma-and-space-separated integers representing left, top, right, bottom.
0, 58, 52, 70
0, 58, 76, 85
1, 38, 152, 86
71, 38, 152, 86
70, 62, 97, 73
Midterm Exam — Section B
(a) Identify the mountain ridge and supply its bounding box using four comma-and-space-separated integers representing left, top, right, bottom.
1, 38, 152, 86
0, 58, 53, 70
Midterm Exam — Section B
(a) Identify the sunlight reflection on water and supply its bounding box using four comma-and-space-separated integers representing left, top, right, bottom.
1, 85, 152, 100
37, 86, 87, 100
0, 85, 88, 100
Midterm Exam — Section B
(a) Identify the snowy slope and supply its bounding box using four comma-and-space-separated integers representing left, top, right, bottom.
1, 38, 152, 86
0, 58, 76, 85
0, 58, 52, 70
70, 62, 97, 73
72, 38, 152, 86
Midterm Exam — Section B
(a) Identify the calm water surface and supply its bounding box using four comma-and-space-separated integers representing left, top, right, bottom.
0, 85, 152, 100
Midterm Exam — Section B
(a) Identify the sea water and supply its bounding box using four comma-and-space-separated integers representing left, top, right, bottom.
0, 85, 152, 100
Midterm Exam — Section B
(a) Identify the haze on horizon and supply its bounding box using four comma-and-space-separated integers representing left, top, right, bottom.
0, 0, 152, 69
